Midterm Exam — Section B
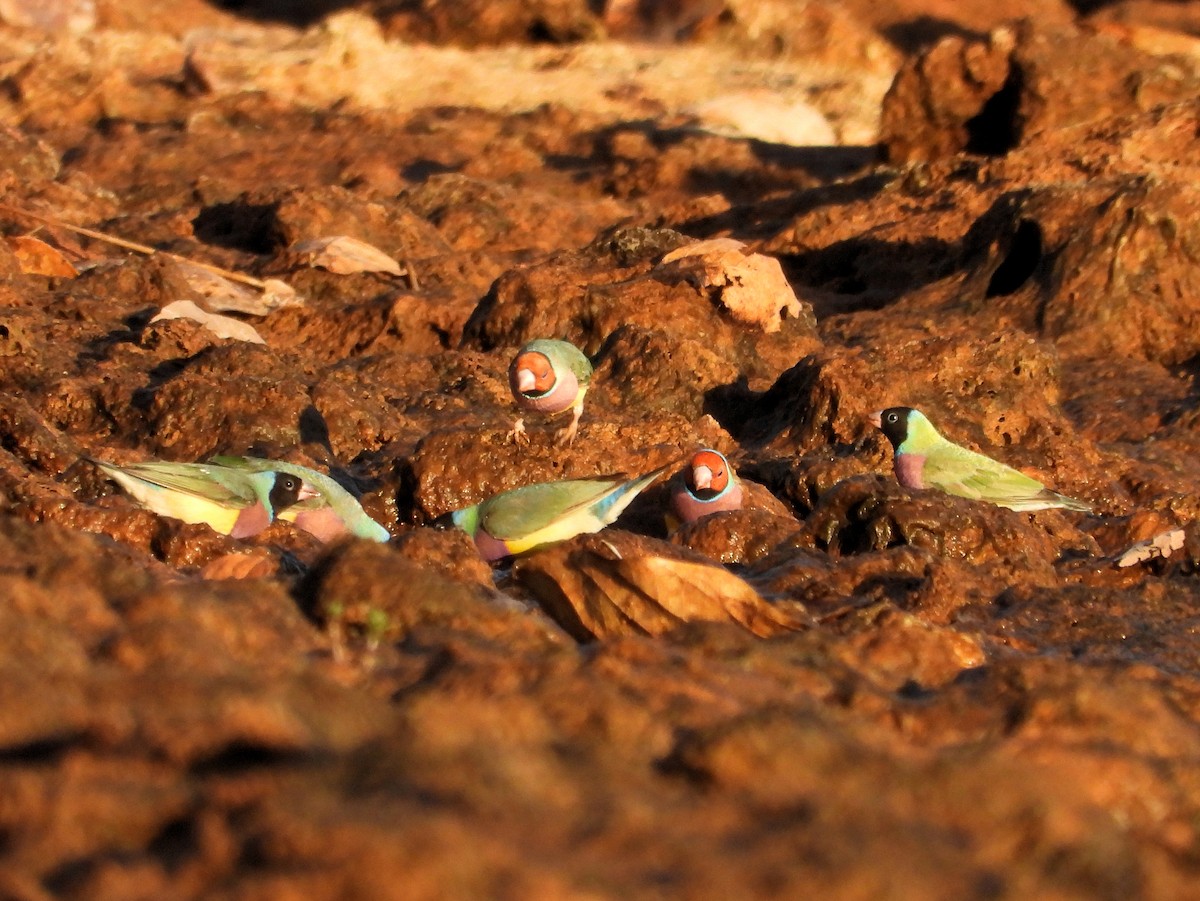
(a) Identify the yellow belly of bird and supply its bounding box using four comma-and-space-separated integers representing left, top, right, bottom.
131, 488, 243, 534
502, 510, 604, 556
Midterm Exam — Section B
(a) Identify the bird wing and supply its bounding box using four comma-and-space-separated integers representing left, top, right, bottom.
926, 444, 1049, 504
481, 476, 625, 540
482, 463, 672, 542
560, 346, 594, 385
99, 461, 258, 508
537, 339, 593, 385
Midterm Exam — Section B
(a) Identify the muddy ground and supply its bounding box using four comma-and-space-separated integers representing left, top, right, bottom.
2, 0, 1200, 897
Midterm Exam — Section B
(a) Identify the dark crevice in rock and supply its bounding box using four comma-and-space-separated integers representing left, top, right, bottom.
965, 65, 1023, 156
192, 201, 284, 254
986, 218, 1043, 297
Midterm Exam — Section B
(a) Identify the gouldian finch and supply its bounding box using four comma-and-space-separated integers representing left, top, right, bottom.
507, 338, 593, 446
670, 449, 744, 525
871, 407, 1091, 512
436, 462, 672, 562
91, 457, 315, 538
210, 456, 390, 543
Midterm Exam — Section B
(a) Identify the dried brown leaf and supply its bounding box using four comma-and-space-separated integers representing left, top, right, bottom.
583, 559, 684, 635
618, 553, 805, 637
660, 237, 747, 265
656, 238, 800, 332
291, 235, 405, 276
151, 300, 266, 344
169, 259, 302, 315
515, 557, 638, 641
515, 534, 807, 640
260, 278, 300, 309
200, 553, 275, 580
7, 235, 77, 277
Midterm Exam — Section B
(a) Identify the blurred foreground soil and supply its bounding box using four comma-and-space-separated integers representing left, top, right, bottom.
3, 0, 1200, 898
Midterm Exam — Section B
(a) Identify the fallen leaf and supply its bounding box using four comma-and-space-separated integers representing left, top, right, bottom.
200, 553, 275, 580
656, 238, 801, 332
1114, 528, 1186, 568
7, 235, 78, 277
660, 237, 747, 264
260, 278, 300, 309
290, 235, 405, 276
150, 300, 265, 344
620, 553, 804, 636
514, 533, 808, 641
169, 259, 303, 316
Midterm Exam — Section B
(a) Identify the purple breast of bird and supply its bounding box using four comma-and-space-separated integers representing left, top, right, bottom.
894, 454, 926, 489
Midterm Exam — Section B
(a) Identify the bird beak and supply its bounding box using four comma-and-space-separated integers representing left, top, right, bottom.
516, 369, 537, 393
298, 482, 321, 502
869, 411, 882, 428
692, 465, 713, 490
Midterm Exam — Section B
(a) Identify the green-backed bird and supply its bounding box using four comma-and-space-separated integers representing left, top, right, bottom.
508, 338, 593, 446
435, 462, 671, 562
91, 457, 314, 537
211, 456, 390, 542
670, 449, 743, 525
871, 407, 1091, 512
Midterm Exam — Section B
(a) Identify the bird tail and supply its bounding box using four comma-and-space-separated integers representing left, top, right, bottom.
1047, 491, 1092, 513
594, 461, 676, 522
1003, 488, 1092, 513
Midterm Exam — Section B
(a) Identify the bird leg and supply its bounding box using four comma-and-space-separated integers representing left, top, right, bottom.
555, 406, 583, 446
507, 417, 529, 445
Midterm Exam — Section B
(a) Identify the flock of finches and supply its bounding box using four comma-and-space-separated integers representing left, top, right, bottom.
90, 337, 1091, 565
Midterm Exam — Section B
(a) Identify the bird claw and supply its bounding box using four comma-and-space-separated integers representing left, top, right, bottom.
554, 407, 584, 446
555, 420, 579, 446
507, 419, 529, 445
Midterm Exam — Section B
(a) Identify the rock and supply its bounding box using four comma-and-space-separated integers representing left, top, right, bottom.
298, 539, 568, 653
670, 506, 803, 565
381, 0, 603, 45
462, 228, 820, 397
881, 20, 1200, 162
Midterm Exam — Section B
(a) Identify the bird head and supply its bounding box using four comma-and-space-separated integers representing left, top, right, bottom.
267, 472, 315, 514
872, 407, 916, 450
432, 506, 476, 537
687, 449, 730, 498
510, 350, 555, 397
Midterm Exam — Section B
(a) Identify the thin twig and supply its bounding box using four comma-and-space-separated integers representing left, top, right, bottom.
402, 258, 419, 290
0, 201, 269, 289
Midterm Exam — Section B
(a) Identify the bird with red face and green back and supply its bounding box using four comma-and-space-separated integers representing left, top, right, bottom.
670, 449, 744, 525
871, 407, 1091, 512
507, 338, 594, 446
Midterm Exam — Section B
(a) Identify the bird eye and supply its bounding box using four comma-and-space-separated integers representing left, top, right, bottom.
887, 413, 898, 423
